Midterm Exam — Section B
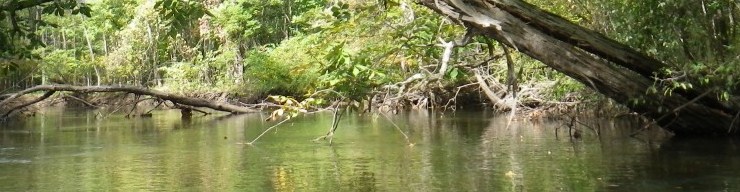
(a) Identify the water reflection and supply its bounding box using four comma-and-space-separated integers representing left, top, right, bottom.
608, 137, 740, 191
1, 109, 740, 191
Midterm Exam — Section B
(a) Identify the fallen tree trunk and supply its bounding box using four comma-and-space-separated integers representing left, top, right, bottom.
419, 0, 739, 136
0, 84, 256, 118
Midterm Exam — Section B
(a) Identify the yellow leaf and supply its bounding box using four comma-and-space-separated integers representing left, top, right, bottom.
505, 171, 516, 178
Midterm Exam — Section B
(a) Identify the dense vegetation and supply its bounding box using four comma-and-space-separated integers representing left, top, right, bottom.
1, 0, 738, 112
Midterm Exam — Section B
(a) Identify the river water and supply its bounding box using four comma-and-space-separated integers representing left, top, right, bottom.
0, 108, 739, 191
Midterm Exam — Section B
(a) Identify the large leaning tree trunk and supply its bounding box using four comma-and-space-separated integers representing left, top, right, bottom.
419, 0, 740, 136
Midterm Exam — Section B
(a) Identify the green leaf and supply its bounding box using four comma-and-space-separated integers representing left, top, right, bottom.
355, 65, 368, 71
449, 68, 459, 79
204, 10, 215, 17
42, 6, 56, 14
163, 0, 174, 7
155, 0, 163, 8
55, 8, 64, 16
329, 79, 341, 86
352, 67, 360, 76
79, 6, 92, 17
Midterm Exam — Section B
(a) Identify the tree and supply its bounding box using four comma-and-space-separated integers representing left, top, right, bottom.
1, 0, 91, 59
419, 0, 739, 136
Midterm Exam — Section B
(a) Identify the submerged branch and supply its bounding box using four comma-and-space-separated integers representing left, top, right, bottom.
380, 112, 414, 146
247, 118, 291, 145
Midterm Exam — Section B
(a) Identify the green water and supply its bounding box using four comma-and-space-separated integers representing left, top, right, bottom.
1, 108, 739, 191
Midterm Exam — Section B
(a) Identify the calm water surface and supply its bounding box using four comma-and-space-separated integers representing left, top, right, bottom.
1, 108, 739, 191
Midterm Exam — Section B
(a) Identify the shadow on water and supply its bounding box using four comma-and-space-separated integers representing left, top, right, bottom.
606, 136, 740, 191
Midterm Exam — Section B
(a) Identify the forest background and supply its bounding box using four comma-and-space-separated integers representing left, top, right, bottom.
1, 0, 737, 114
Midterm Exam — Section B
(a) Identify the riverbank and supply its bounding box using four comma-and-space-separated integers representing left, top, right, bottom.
1, 84, 630, 124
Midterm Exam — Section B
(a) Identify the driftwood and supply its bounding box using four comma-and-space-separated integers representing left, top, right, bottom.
0, 84, 256, 118
419, 0, 739, 136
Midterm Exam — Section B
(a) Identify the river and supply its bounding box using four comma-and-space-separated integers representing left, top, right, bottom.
1, 108, 739, 191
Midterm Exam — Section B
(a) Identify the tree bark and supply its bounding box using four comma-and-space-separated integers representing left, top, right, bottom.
84, 28, 101, 86
418, 0, 739, 136
0, 85, 257, 118
2, 90, 54, 118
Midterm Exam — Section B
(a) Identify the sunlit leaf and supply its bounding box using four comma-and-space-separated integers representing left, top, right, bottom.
352, 67, 360, 76
449, 68, 459, 79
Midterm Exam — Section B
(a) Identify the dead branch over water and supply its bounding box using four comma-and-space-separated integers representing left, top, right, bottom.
0, 84, 256, 119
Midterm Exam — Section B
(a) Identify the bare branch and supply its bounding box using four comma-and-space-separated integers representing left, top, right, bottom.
0, 85, 257, 114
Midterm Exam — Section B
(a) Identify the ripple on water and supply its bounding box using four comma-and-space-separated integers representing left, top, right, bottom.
0, 158, 32, 164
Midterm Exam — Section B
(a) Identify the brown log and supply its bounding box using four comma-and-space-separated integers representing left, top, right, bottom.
0, 85, 256, 118
418, 0, 738, 135
2, 90, 55, 118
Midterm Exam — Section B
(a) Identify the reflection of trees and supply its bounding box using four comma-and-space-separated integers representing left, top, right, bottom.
475, 116, 664, 191
0, 110, 263, 191
610, 137, 740, 191
6, 110, 714, 191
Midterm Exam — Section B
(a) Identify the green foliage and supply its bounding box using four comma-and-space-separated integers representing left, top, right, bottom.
213, 0, 325, 46
39, 49, 95, 84
601, 0, 737, 96
530, 0, 740, 101
318, 42, 388, 100
0, 0, 91, 59
214, 1, 259, 41
7, 0, 737, 111
243, 49, 295, 95
155, 0, 212, 37
267, 95, 326, 120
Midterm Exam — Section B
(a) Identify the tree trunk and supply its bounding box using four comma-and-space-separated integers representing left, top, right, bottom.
234, 44, 245, 84
84, 28, 101, 86
419, 0, 739, 136
0, 85, 257, 118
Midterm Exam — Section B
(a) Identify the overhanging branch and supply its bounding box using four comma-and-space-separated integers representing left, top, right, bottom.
0, 85, 257, 118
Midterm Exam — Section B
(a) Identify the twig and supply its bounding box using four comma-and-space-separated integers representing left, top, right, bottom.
380, 112, 413, 146
143, 100, 164, 114
328, 107, 343, 145
473, 68, 510, 110
173, 103, 210, 115
126, 94, 141, 117
314, 105, 345, 145
729, 111, 740, 133
62, 93, 98, 108
575, 119, 600, 136
629, 116, 654, 137
651, 87, 716, 124
501, 43, 518, 98
505, 95, 517, 129
443, 83, 478, 110
247, 118, 291, 145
